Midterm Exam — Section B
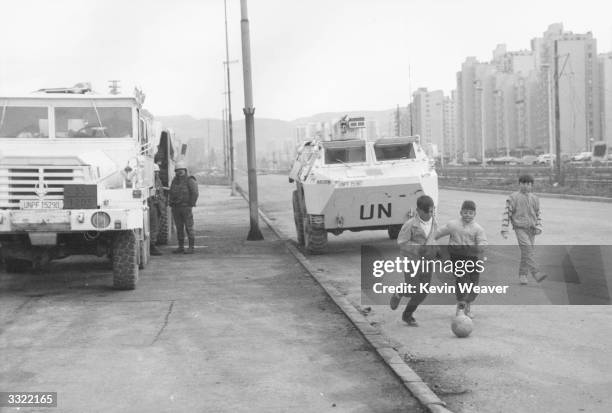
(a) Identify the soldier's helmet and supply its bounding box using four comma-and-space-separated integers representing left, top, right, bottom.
175, 160, 187, 171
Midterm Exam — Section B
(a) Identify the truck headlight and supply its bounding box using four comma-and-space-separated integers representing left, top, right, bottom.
91, 212, 111, 229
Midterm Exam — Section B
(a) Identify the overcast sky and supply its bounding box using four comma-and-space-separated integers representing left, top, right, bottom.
1, 0, 611, 121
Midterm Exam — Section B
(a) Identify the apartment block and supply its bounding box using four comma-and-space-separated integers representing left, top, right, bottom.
412, 88, 444, 150
532, 23, 600, 153
443, 91, 457, 160
599, 52, 612, 144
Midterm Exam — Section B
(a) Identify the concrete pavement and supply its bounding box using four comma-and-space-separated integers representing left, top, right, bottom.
0, 185, 424, 412
239, 172, 612, 413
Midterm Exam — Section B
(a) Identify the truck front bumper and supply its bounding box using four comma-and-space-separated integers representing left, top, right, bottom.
0, 208, 144, 233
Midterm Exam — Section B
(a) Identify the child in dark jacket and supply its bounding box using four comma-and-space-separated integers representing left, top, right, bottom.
389, 195, 438, 327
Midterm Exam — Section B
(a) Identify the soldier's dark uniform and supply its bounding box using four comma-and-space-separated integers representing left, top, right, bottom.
169, 168, 199, 254
148, 169, 165, 255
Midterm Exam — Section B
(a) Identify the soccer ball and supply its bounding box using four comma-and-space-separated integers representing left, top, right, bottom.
451, 314, 473, 338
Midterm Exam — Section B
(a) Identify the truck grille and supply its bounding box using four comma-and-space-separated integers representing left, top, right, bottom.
0, 166, 86, 209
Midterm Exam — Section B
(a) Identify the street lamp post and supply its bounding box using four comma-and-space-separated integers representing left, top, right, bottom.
240, 0, 263, 241
223, 0, 236, 196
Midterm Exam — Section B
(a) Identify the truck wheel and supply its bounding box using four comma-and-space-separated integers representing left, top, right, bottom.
293, 190, 305, 245
157, 206, 169, 245
112, 230, 139, 290
388, 225, 402, 240
3, 258, 31, 273
303, 216, 327, 254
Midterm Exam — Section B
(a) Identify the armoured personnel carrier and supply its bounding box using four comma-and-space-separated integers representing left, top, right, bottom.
0, 83, 181, 289
289, 115, 438, 254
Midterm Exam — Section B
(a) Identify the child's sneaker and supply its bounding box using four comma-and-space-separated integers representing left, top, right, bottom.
464, 302, 474, 319
532, 271, 547, 283
456, 301, 466, 316
402, 313, 419, 327
389, 293, 401, 310
519, 275, 528, 285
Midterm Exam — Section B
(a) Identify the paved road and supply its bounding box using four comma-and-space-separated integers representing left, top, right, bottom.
0, 186, 424, 413
240, 172, 612, 413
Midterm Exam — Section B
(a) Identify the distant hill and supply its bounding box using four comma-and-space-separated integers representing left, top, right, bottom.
156, 115, 293, 147
158, 108, 402, 145
157, 107, 407, 170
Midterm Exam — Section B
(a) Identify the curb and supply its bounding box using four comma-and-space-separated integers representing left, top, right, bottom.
440, 185, 612, 203
235, 184, 453, 413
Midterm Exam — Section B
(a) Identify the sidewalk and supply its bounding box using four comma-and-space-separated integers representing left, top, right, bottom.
0, 185, 424, 413
152, 185, 424, 412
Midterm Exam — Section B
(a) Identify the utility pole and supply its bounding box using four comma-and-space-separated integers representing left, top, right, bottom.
224, 0, 237, 195
542, 62, 555, 159
475, 80, 486, 167
222, 109, 228, 174
240, 0, 263, 240
220, 109, 225, 169
553, 40, 563, 185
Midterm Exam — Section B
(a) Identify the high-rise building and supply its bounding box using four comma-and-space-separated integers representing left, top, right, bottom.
532, 23, 600, 154
456, 57, 497, 159
443, 92, 457, 160
412, 88, 444, 149
598, 53, 612, 144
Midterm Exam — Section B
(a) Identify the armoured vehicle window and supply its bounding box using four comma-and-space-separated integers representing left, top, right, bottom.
55, 106, 133, 138
0, 106, 49, 138
325, 147, 366, 164
323, 141, 366, 164
374, 143, 416, 161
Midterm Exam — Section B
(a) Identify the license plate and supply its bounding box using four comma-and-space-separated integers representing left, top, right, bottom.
20, 200, 64, 209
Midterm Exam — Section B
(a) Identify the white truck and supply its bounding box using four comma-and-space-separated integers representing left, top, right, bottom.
0, 83, 176, 289
289, 115, 438, 254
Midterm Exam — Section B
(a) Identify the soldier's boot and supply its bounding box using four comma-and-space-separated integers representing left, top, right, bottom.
173, 240, 185, 254
150, 243, 163, 256
184, 238, 195, 254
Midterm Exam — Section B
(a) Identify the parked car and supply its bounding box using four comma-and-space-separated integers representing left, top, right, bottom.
571, 152, 592, 162
521, 155, 539, 165
489, 156, 520, 165
537, 153, 556, 165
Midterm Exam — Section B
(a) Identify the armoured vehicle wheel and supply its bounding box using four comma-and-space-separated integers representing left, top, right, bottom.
303, 216, 327, 254
3, 258, 31, 273
387, 225, 402, 240
292, 190, 305, 245
157, 206, 169, 245
112, 230, 139, 290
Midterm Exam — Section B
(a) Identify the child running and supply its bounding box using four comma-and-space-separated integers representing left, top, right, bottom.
389, 195, 438, 327
436, 200, 487, 318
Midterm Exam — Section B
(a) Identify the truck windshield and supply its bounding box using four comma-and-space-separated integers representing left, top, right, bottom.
55, 106, 133, 138
323, 141, 366, 164
0, 106, 49, 138
374, 142, 416, 161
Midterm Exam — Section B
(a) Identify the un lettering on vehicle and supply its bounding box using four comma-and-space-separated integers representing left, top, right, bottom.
360, 203, 392, 220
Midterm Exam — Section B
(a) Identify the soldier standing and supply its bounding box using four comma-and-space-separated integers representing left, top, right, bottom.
148, 163, 164, 256
169, 161, 199, 254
